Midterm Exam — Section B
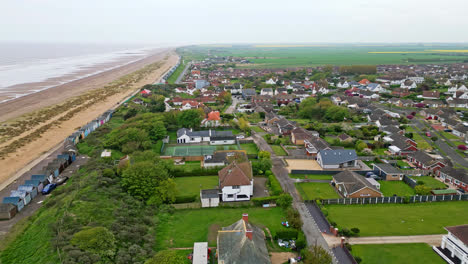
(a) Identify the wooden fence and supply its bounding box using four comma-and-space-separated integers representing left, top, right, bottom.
317, 194, 468, 205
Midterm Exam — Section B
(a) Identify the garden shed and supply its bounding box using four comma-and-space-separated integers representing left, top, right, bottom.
0, 203, 17, 220
25, 179, 44, 193
18, 185, 37, 199
11, 190, 31, 205
2, 197, 24, 212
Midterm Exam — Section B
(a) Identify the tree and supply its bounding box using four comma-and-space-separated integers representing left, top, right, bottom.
145, 250, 186, 264
355, 141, 368, 152
238, 117, 250, 133
121, 161, 170, 200
177, 109, 203, 128
286, 207, 303, 229
258, 150, 271, 159
302, 244, 333, 264
147, 178, 177, 205
277, 193, 292, 209
223, 92, 232, 105
71, 227, 116, 259
431, 136, 438, 142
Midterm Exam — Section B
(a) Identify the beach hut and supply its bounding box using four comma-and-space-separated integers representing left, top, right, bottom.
26, 179, 44, 193
10, 190, 31, 205
56, 156, 69, 169
58, 154, 72, 165
32, 174, 49, 186
2, 197, 24, 212
0, 203, 18, 220
18, 185, 38, 199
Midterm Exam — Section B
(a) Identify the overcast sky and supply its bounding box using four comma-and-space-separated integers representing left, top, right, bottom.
2, 0, 468, 45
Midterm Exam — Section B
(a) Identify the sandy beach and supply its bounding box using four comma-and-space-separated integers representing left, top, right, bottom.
0, 48, 178, 188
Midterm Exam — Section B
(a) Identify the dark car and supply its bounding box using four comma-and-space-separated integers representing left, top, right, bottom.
457, 188, 466, 194
54, 176, 69, 186
42, 183, 57, 195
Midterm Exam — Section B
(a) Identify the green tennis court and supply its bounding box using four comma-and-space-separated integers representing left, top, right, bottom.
163, 145, 239, 156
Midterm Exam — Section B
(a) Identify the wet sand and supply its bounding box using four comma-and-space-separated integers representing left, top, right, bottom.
0, 49, 178, 188
0, 48, 172, 122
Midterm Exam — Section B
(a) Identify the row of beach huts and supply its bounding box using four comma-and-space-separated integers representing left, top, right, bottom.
0, 110, 114, 220
160, 57, 181, 83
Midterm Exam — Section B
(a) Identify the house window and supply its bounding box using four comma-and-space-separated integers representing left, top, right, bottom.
360, 193, 371, 197
191, 138, 194, 141
227, 194, 234, 198
232, 186, 240, 189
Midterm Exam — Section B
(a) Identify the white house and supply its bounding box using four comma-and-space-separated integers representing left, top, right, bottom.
366, 83, 382, 93
176, 128, 236, 145
434, 225, 468, 264
260, 88, 274, 96
316, 149, 358, 169
265, 78, 278, 85
337, 81, 350, 89
218, 162, 253, 202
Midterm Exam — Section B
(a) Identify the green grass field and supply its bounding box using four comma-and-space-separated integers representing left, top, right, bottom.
250, 126, 265, 133
164, 145, 239, 156
296, 182, 340, 200
379, 181, 416, 197
167, 60, 186, 84
240, 143, 259, 155
406, 126, 432, 150
174, 176, 219, 198
156, 207, 288, 249
289, 174, 333, 180
271, 145, 288, 156
324, 202, 468, 236
174, 161, 201, 172
409, 176, 447, 189
182, 44, 468, 68
351, 243, 445, 264
441, 131, 461, 140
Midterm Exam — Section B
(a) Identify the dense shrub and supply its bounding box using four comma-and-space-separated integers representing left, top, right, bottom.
251, 195, 280, 206
275, 229, 299, 240
174, 195, 197, 204
267, 171, 283, 195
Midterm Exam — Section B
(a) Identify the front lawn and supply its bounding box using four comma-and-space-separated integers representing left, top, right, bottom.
250, 126, 264, 133
174, 161, 201, 172
174, 176, 219, 198
156, 207, 288, 249
351, 243, 445, 264
289, 174, 333, 180
379, 181, 415, 197
241, 143, 259, 155
271, 145, 288, 156
396, 160, 412, 169
295, 182, 340, 200
324, 202, 468, 236
409, 176, 447, 189
373, 148, 387, 155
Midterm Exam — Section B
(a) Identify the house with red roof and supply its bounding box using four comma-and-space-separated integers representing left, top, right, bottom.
202, 111, 221, 127
181, 100, 203, 110
359, 79, 371, 85
140, 89, 151, 97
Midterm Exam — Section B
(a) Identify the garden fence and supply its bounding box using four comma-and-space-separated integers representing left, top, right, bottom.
317, 194, 468, 205
403, 175, 418, 188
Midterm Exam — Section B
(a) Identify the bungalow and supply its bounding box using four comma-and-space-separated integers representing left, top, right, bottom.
332, 170, 383, 198
407, 150, 446, 173
338, 133, 353, 143
181, 100, 203, 110
265, 78, 277, 85
242, 88, 257, 100
438, 166, 468, 192
304, 137, 331, 158
260, 88, 274, 96
317, 149, 358, 169
400, 80, 417, 89
275, 88, 288, 95
359, 79, 371, 85
291, 127, 314, 145
217, 214, 271, 264
201, 111, 221, 127
218, 162, 253, 202
373, 163, 404, 181
276, 118, 296, 135
366, 83, 382, 93
176, 128, 236, 145
421, 91, 440, 99
203, 151, 248, 168
224, 84, 242, 95
337, 81, 350, 89
436, 225, 468, 264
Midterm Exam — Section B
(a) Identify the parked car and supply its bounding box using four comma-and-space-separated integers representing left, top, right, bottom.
42, 183, 57, 194
236, 135, 245, 139
457, 188, 466, 194
54, 176, 69, 186
426, 132, 431, 137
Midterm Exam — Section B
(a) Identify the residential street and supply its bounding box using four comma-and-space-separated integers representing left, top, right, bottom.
224, 97, 239, 114
251, 131, 348, 264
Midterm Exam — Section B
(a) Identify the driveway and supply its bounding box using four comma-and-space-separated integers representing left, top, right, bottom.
253, 177, 268, 197
224, 97, 238, 114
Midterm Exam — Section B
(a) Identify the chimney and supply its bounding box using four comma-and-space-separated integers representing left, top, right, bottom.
246, 229, 253, 240
242, 213, 248, 223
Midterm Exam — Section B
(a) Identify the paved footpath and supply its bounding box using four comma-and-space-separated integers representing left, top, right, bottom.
348, 234, 443, 246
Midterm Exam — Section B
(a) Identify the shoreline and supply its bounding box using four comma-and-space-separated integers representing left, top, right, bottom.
0, 48, 171, 122
0, 49, 178, 188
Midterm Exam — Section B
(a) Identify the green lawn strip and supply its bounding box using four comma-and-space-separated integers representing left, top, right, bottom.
324, 202, 468, 236
295, 182, 340, 200
373, 148, 387, 155
156, 207, 289, 249
441, 131, 460, 140
250, 126, 264, 133
240, 143, 259, 155
396, 160, 411, 169
174, 176, 219, 198
379, 181, 415, 197
351, 243, 445, 264
289, 174, 333, 180
271, 145, 288, 156
174, 161, 201, 172
409, 176, 448, 189
167, 61, 186, 84
168, 131, 178, 143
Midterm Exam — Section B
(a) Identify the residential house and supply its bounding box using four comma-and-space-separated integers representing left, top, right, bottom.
317, 149, 358, 169
265, 78, 278, 85
275, 88, 288, 95
385, 134, 418, 156
195, 79, 210, 89
242, 88, 257, 100
201, 111, 221, 127
291, 127, 314, 145
422, 91, 440, 99
435, 225, 468, 264
407, 150, 446, 173
260, 88, 274, 96
276, 118, 296, 135
304, 137, 331, 158
218, 162, 253, 202
217, 214, 271, 264
181, 100, 203, 110
251, 95, 272, 103
337, 81, 350, 89
373, 163, 404, 181
338, 133, 353, 143
400, 80, 417, 89
367, 83, 383, 93
140, 89, 151, 97
438, 166, 468, 192
276, 94, 295, 106
332, 170, 383, 198
203, 150, 248, 168
359, 79, 371, 85
176, 128, 236, 145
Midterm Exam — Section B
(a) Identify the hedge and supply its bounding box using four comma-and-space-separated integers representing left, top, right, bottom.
251, 195, 281, 206
172, 168, 219, 177
267, 172, 283, 195
275, 229, 299, 240
174, 195, 197, 204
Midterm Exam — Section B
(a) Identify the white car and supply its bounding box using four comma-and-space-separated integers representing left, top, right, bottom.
236, 135, 245, 139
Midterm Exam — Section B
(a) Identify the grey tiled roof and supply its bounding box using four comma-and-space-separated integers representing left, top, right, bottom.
319, 149, 357, 165
333, 170, 381, 195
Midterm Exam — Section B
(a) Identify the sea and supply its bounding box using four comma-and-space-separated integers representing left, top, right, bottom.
0, 42, 159, 103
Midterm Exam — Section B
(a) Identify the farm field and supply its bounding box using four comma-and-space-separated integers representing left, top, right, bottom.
182, 44, 468, 68
240, 143, 259, 155
174, 176, 219, 198
289, 174, 333, 180
271, 145, 288, 156
156, 207, 288, 249
409, 176, 448, 189
379, 181, 416, 197
324, 202, 468, 236
351, 243, 445, 264
295, 182, 340, 200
